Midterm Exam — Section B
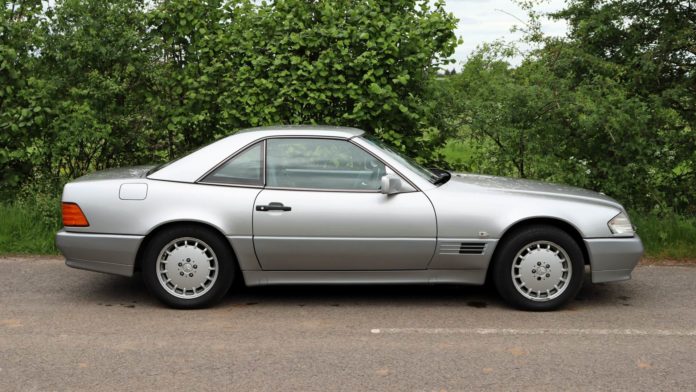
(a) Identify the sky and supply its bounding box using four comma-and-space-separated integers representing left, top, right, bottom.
442, 0, 569, 68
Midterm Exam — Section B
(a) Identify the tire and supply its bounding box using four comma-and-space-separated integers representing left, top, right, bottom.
142, 225, 235, 309
492, 225, 585, 311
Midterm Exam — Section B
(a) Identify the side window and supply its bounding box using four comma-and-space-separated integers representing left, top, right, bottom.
266, 138, 387, 190
202, 142, 263, 185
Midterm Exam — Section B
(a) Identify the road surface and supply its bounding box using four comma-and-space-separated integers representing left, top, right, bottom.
1, 256, 695, 391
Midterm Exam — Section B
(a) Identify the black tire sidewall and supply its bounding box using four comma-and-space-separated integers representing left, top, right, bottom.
492, 225, 585, 311
142, 226, 235, 309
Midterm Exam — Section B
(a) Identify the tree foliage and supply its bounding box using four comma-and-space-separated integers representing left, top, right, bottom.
438, 0, 695, 213
1, 0, 694, 214
39, 0, 155, 178
0, 0, 458, 197
0, 0, 44, 191
146, 0, 459, 158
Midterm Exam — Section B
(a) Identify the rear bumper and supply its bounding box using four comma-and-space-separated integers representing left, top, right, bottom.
585, 235, 644, 283
56, 230, 144, 277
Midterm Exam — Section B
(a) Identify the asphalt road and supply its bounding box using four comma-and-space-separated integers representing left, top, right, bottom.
1, 256, 695, 391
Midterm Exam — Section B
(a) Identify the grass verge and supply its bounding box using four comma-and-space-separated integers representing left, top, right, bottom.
632, 212, 696, 260
0, 201, 61, 254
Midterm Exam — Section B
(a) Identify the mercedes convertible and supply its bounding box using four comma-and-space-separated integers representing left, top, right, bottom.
56, 126, 643, 310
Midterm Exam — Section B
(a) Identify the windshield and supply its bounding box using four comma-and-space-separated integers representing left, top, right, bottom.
359, 134, 440, 184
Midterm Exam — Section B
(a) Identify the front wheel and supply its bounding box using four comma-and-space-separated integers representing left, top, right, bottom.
142, 226, 235, 309
492, 225, 585, 311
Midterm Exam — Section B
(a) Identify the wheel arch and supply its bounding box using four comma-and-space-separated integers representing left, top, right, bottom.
493, 217, 591, 267
134, 220, 238, 273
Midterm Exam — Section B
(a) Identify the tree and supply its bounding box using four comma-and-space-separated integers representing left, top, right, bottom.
147, 0, 230, 159
545, 0, 696, 212
148, 0, 460, 160
0, 0, 44, 197
437, 0, 695, 212
36, 0, 155, 180
554, 0, 695, 127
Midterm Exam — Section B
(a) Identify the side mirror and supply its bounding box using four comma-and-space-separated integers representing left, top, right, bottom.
380, 174, 402, 195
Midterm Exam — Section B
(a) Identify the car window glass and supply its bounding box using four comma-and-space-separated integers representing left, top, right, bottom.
360, 134, 439, 184
266, 138, 386, 190
203, 142, 263, 185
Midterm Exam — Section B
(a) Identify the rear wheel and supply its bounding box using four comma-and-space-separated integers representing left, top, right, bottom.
142, 226, 235, 309
492, 225, 584, 311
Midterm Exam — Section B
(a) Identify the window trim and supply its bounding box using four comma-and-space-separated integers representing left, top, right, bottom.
195, 135, 420, 193
197, 140, 266, 187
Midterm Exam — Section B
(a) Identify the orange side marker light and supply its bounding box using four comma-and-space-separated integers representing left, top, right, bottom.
62, 202, 90, 227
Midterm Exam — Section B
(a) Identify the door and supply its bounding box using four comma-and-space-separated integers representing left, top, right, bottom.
253, 138, 437, 271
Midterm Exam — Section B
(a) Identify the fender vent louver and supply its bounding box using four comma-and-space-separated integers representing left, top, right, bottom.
458, 243, 486, 255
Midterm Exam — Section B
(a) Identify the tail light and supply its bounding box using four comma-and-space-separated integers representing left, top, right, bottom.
62, 202, 90, 227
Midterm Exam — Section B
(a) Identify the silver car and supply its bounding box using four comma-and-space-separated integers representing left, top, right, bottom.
56, 126, 643, 310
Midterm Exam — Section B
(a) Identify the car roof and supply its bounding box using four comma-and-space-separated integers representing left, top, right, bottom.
235, 125, 365, 138
148, 125, 366, 182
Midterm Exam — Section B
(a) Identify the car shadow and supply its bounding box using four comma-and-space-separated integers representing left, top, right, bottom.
80, 272, 158, 308
81, 271, 635, 310
225, 280, 503, 308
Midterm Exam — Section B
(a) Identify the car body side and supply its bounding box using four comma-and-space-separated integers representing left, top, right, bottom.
56, 126, 643, 286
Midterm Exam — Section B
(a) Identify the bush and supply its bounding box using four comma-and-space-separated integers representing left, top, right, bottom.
0, 199, 61, 254
632, 212, 696, 260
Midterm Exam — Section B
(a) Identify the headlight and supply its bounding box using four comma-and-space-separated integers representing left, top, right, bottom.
608, 212, 634, 235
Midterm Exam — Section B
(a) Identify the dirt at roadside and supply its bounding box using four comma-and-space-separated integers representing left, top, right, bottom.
640, 258, 696, 266
0, 254, 63, 262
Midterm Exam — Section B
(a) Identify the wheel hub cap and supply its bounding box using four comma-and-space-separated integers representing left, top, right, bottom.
511, 241, 572, 301
156, 237, 218, 299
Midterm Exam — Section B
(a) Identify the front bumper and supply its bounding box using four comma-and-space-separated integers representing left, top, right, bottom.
56, 230, 144, 277
585, 235, 644, 283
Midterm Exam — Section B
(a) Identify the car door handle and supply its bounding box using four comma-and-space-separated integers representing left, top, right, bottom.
256, 202, 291, 212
